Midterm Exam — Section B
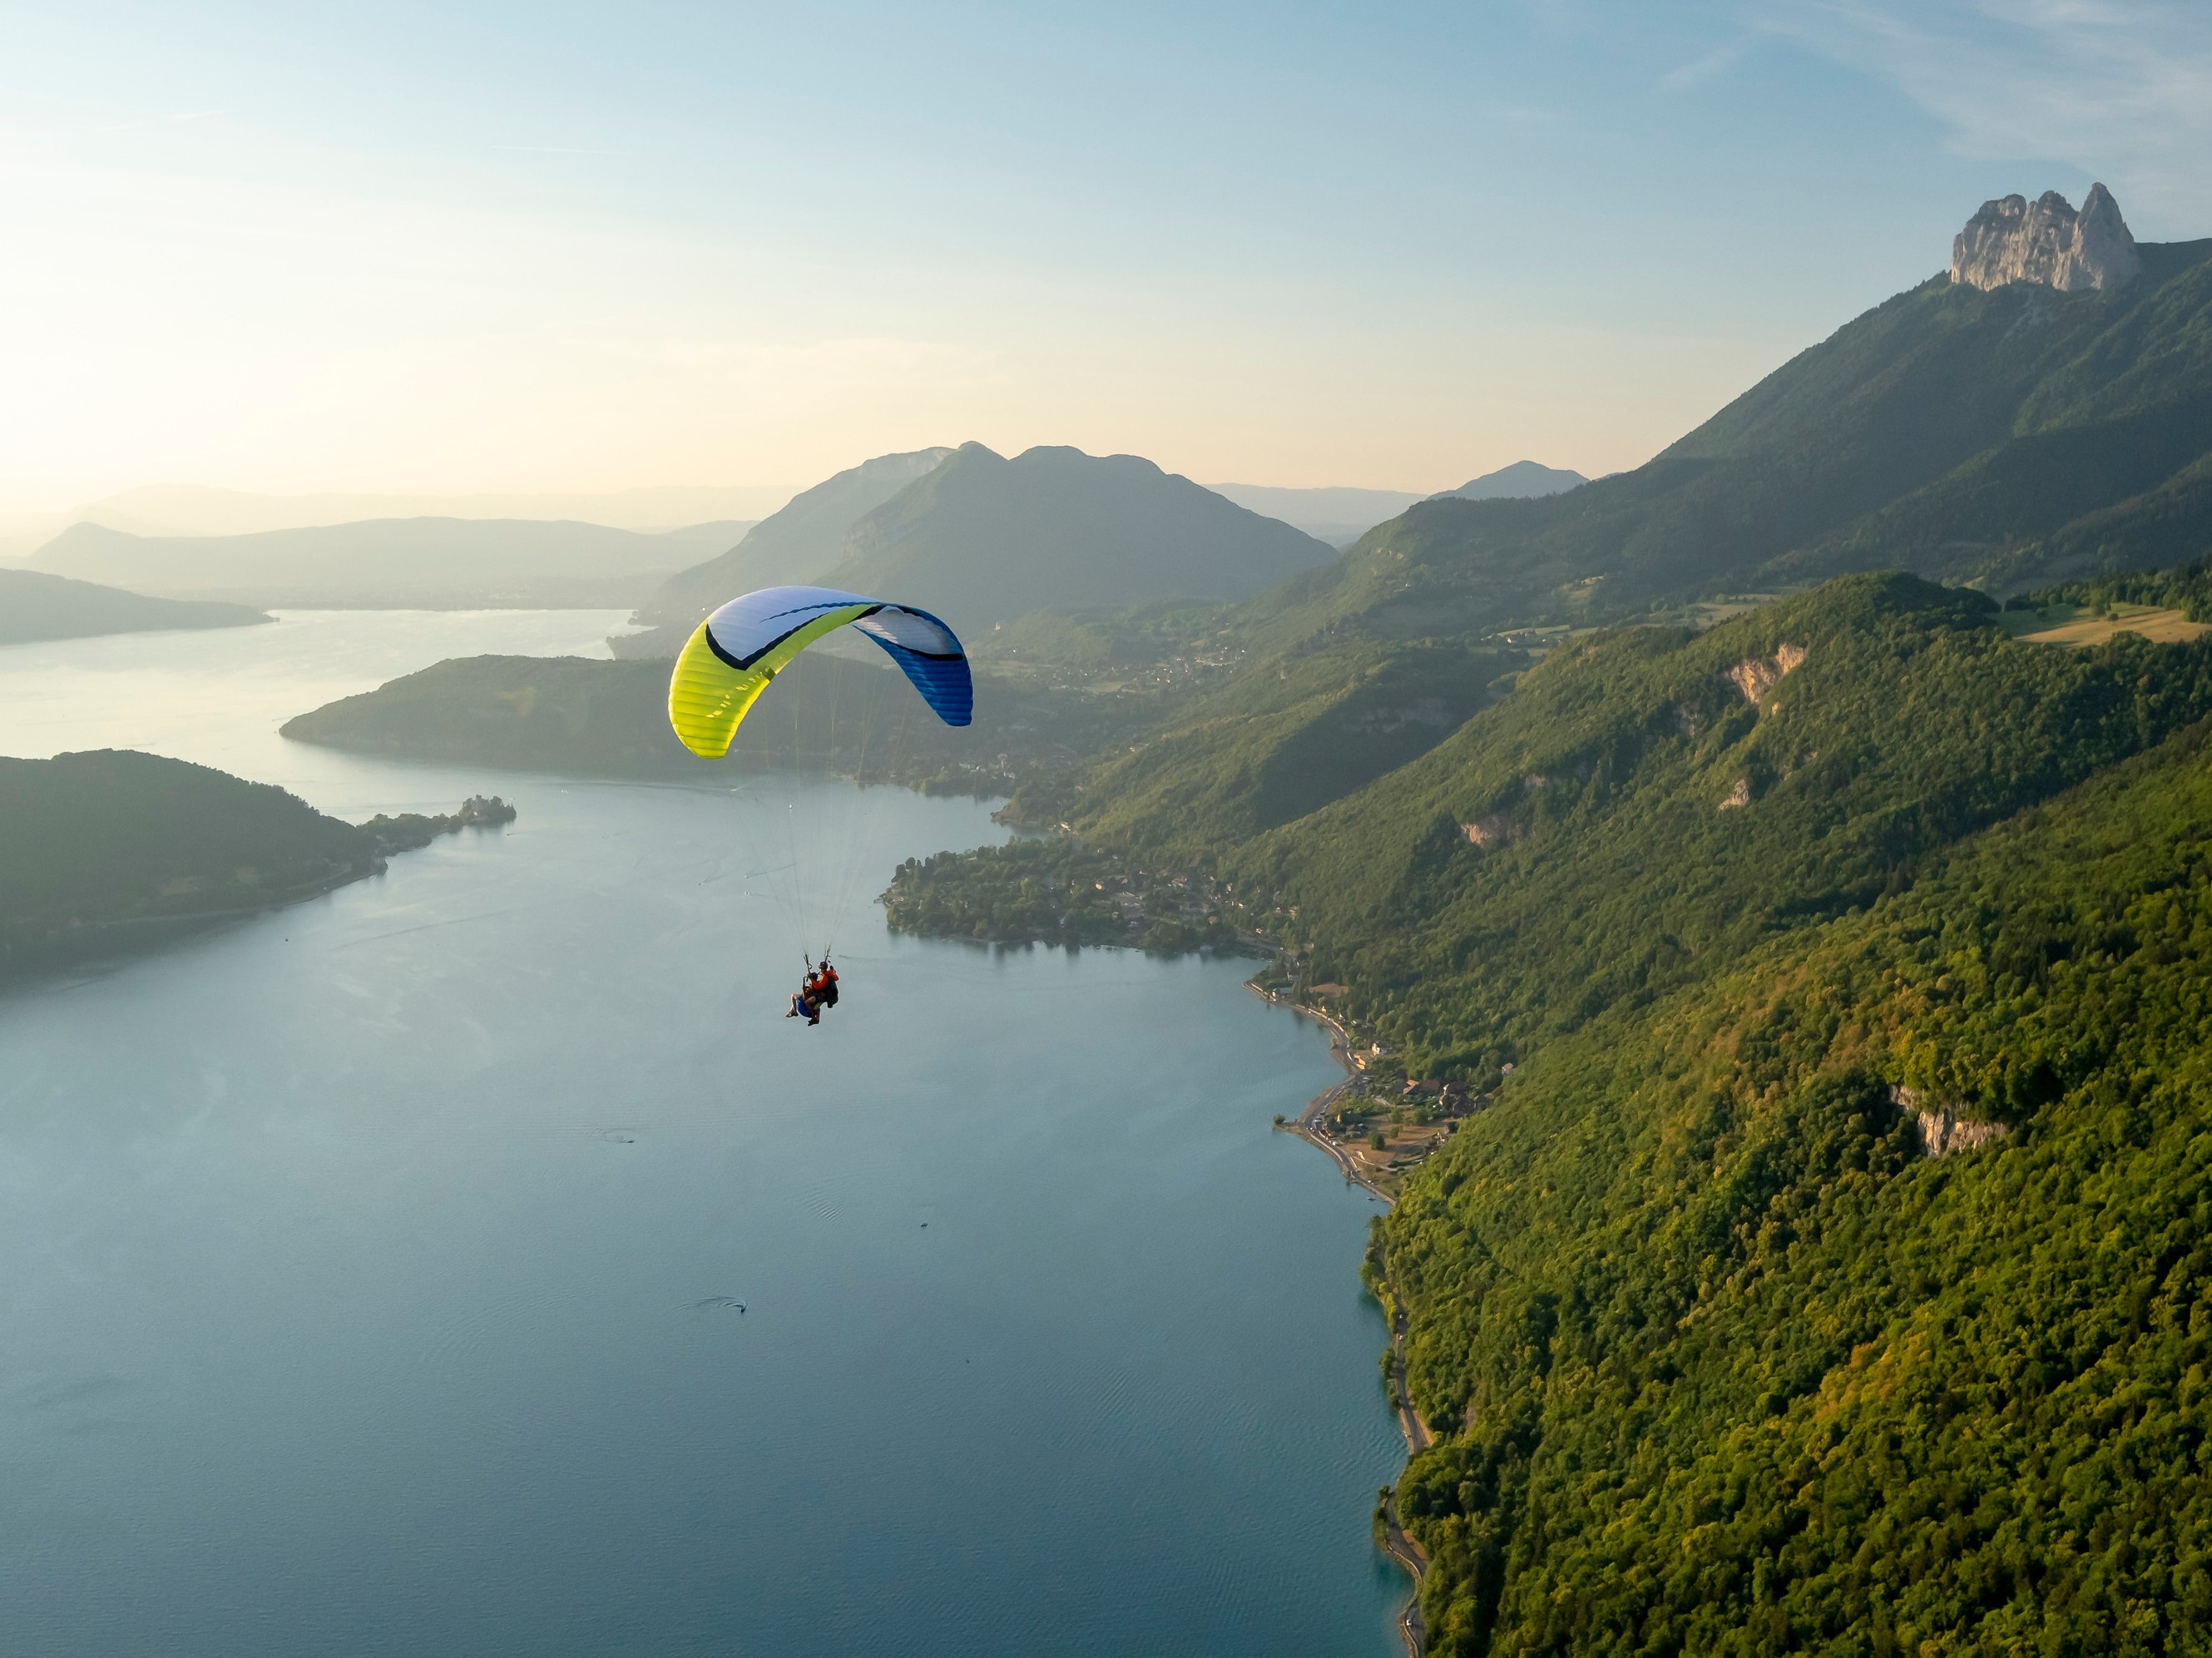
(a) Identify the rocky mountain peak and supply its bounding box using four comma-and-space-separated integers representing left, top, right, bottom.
1950, 183, 2140, 293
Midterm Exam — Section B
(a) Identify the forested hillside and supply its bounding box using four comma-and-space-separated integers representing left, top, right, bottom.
0, 751, 377, 960
1388, 676, 2212, 1654
889, 562, 2212, 1652
1060, 638, 1515, 848
1235, 575, 2212, 1080
949, 236, 2212, 900
0, 751, 517, 968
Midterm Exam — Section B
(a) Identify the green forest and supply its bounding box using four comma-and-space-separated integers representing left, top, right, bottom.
900, 571, 2212, 1653
1388, 688, 2212, 1653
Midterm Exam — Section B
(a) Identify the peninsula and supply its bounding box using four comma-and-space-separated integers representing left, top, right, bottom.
0, 749, 514, 973
0, 567, 270, 646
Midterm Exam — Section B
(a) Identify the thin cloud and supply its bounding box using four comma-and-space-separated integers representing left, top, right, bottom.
1660, 34, 1757, 92
1762, 0, 2212, 226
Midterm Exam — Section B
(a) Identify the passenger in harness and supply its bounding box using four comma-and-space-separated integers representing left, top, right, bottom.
787, 958, 838, 1027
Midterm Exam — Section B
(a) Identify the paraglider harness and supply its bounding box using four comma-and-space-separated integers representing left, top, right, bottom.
788, 953, 839, 1026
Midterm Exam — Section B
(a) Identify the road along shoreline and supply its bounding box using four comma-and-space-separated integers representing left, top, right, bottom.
1248, 979, 1428, 1656
1245, 982, 1396, 1202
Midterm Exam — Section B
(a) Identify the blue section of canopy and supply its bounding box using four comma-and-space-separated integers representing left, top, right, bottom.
700, 584, 972, 728
864, 630, 974, 726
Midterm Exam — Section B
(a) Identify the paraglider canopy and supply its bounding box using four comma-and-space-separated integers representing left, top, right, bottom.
668, 585, 972, 759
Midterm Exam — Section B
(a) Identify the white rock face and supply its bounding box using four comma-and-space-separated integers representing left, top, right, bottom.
1951, 184, 2141, 293
1725, 643, 1808, 705
1891, 1086, 2012, 1157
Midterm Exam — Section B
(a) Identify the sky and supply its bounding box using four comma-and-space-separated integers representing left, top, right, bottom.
0, 0, 2207, 511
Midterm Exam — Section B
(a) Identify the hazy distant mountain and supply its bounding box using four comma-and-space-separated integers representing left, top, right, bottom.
0, 568, 270, 646
36, 482, 799, 540
28, 518, 754, 609
1434, 460, 1589, 501
1206, 476, 1588, 546
817, 443, 1340, 631
1203, 483, 1428, 546
635, 448, 957, 631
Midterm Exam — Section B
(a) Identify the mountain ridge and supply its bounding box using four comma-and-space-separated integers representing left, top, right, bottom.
621, 442, 1345, 656
1435, 460, 1587, 501
1200, 231, 2212, 674
631, 447, 955, 632
817, 442, 1339, 631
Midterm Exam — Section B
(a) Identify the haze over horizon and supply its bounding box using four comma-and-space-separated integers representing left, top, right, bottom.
3, 1, 2208, 513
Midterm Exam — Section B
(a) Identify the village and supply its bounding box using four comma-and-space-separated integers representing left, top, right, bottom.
1250, 980, 1495, 1200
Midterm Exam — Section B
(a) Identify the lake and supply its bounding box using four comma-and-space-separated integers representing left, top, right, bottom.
0, 612, 1408, 1656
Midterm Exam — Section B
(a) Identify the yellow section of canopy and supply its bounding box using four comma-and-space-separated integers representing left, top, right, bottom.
666, 602, 874, 759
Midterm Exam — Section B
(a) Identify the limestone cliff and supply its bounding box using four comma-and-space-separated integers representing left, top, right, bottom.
1950, 184, 2140, 293
1725, 643, 1807, 704
1891, 1085, 2011, 1157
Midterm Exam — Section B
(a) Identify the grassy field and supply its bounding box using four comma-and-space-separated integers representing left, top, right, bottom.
2000, 599, 2211, 646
